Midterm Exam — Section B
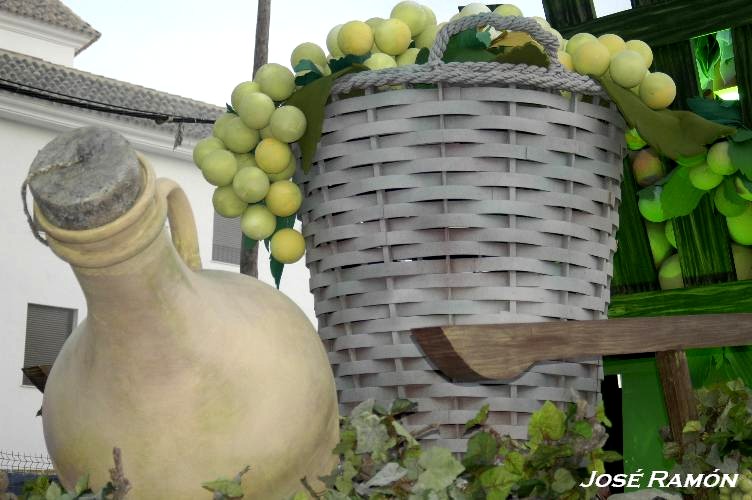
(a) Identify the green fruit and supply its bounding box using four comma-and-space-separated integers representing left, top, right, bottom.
326, 25, 344, 58
689, 163, 723, 190
625, 39, 653, 67
220, 117, 260, 154
254, 63, 296, 101
364, 52, 397, 70
733, 243, 752, 281
230, 81, 260, 111
396, 47, 421, 66
727, 203, 752, 245
422, 5, 437, 26
201, 149, 237, 186
255, 138, 292, 174
610, 50, 648, 88
390, 1, 427, 37
736, 176, 752, 201
374, 18, 411, 56
240, 204, 276, 240
290, 42, 327, 70
640, 72, 676, 110
270, 228, 306, 264
646, 222, 672, 268
212, 113, 235, 139
236, 92, 275, 130
632, 148, 665, 186
572, 40, 611, 76
268, 156, 297, 182
494, 4, 523, 16
365, 17, 385, 30
659, 254, 684, 290
676, 152, 708, 168
337, 21, 373, 56
212, 185, 247, 218
714, 180, 747, 217
459, 2, 491, 17
598, 33, 626, 55
270, 105, 307, 143
235, 153, 257, 169
565, 33, 597, 56
193, 136, 225, 167
233, 166, 270, 203
665, 220, 677, 248
414, 23, 441, 49
265, 180, 303, 217
639, 190, 667, 222
707, 141, 737, 175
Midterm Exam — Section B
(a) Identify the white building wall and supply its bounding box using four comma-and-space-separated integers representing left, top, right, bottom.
0, 102, 317, 456
0, 12, 88, 66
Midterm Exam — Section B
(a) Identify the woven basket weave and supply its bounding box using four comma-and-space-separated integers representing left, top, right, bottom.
297, 14, 626, 452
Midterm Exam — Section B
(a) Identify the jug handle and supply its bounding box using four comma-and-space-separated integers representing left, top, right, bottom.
157, 178, 202, 271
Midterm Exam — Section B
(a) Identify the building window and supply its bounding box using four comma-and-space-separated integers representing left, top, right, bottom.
22, 304, 77, 385
212, 211, 241, 265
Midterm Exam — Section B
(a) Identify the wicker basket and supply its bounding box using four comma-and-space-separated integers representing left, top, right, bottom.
297, 14, 626, 452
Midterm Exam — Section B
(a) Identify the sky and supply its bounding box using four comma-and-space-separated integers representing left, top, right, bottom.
64, 0, 633, 108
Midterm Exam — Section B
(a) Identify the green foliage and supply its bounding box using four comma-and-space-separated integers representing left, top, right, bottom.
658, 167, 707, 219
729, 132, 752, 180
661, 379, 752, 495
301, 397, 619, 499
202, 465, 250, 499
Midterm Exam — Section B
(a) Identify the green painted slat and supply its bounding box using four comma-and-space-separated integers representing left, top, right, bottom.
541, 0, 596, 30
732, 24, 752, 127
612, 158, 659, 294
609, 279, 752, 318
559, 0, 752, 48
673, 196, 735, 287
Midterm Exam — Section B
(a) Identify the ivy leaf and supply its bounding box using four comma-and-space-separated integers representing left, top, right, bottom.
479, 465, 519, 500
601, 450, 623, 463
415, 447, 465, 492
201, 479, 244, 498
517, 478, 545, 498
529, 401, 566, 446
597, 76, 736, 161
45, 483, 63, 500
74, 474, 90, 496
729, 137, 752, 179
353, 413, 391, 456
660, 166, 706, 218
551, 468, 576, 494
389, 398, 418, 416
596, 401, 612, 428
332, 427, 357, 455
285, 65, 365, 173
402, 447, 423, 481
573, 420, 593, 439
290, 492, 311, 500
392, 420, 419, 447
463, 431, 498, 470
361, 462, 407, 491
334, 460, 357, 494
351, 399, 375, 418
464, 404, 490, 433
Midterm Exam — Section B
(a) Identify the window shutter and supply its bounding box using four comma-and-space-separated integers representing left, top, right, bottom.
212, 211, 241, 265
23, 304, 77, 385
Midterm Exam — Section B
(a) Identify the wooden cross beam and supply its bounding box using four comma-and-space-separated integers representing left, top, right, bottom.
413, 313, 752, 441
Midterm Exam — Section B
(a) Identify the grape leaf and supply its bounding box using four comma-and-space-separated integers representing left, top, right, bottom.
528, 401, 566, 446
360, 462, 407, 490
351, 399, 375, 417
601, 450, 623, 462
389, 398, 418, 416
596, 401, 612, 428
479, 465, 519, 500
415, 447, 465, 492
551, 468, 576, 493
572, 420, 593, 439
201, 479, 244, 498
328, 54, 369, 74
334, 460, 357, 494
294, 59, 322, 74
415, 47, 429, 65
494, 42, 548, 68
476, 29, 492, 48
464, 403, 490, 432
442, 28, 496, 63
463, 431, 498, 470
353, 413, 391, 455
597, 76, 736, 161
659, 166, 706, 218
392, 420, 418, 447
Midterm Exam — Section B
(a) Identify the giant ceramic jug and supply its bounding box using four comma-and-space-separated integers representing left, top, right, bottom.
28, 127, 339, 499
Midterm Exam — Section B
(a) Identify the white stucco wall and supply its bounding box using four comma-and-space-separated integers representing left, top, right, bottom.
0, 12, 89, 66
0, 100, 317, 457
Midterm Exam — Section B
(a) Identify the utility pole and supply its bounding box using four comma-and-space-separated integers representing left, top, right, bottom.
240, 0, 271, 278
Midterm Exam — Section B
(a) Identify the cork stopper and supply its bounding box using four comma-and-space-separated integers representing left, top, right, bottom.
28, 126, 142, 230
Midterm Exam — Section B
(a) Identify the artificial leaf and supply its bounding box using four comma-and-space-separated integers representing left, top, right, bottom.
201, 479, 244, 498
294, 59, 324, 87
476, 30, 492, 48
660, 166, 706, 218
415, 447, 465, 492
731, 128, 752, 142
270, 256, 284, 289
529, 401, 566, 445
625, 128, 647, 150
490, 31, 537, 49
415, 47, 430, 65
328, 54, 369, 74
294, 59, 322, 74
729, 138, 752, 179
74, 474, 90, 496
226, 103, 236, 114
598, 76, 736, 161
285, 65, 365, 173
551, 468, 576, 494
463, 431, 498, 470
687, 97, 743, 127
495, 42, 548, 68
442, 28, 496, 63
465, 404, 490, 433
295, 70, 324, 87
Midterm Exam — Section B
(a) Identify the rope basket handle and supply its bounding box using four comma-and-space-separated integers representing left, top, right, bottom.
428, 13, 563, 72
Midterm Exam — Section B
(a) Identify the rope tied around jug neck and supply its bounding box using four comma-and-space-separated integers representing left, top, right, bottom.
20, 161, 76, 247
